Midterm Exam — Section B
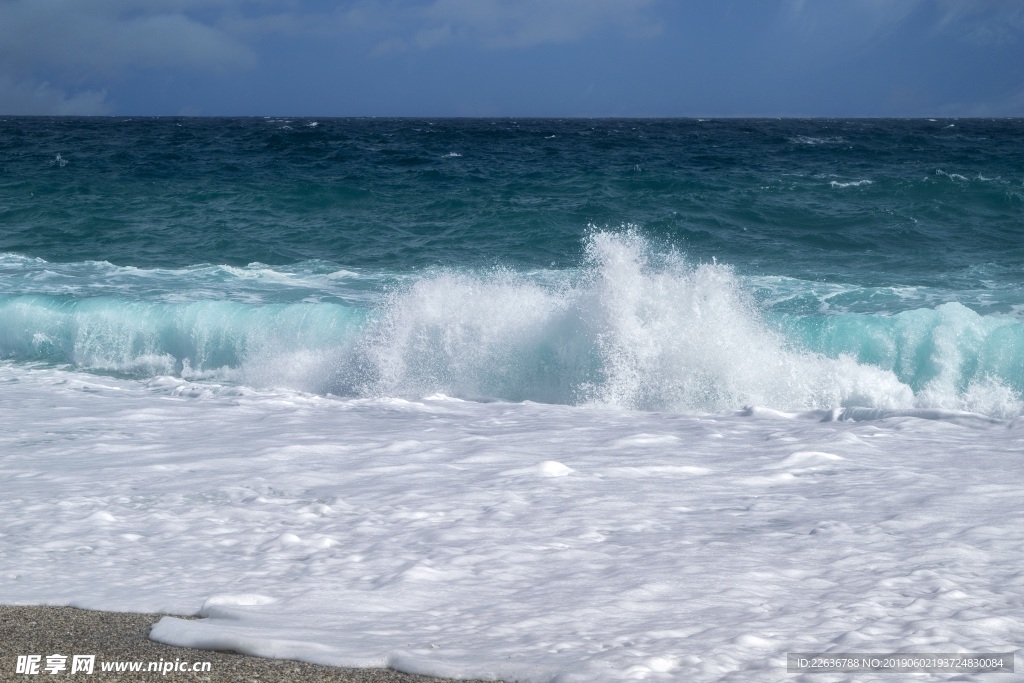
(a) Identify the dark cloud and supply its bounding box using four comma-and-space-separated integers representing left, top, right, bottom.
355, 0, 660, 55
0, 75, 112, 115
0, 0, 256, 113
0, 0, 1019, 116
413, 0, 660, 49
934, 0, 1024, 46
0, 0, 256, 75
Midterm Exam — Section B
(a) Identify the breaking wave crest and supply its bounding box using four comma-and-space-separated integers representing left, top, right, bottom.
1, 232, 1022, 417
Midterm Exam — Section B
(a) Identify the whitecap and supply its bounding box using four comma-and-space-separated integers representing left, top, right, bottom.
790, 136, 844, 145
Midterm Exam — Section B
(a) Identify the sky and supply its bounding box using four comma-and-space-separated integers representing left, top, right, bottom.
1, 0, 1023, 117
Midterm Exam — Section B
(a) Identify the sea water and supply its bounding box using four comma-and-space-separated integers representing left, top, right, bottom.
1, 118, 1023, 681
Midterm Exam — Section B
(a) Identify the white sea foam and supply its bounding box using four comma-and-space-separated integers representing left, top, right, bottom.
349, 232, 1024, 416
0, 255, 387, 304
578, 232, 911, 412
1, 362, 1022, 682
789, 136, 845, 145
829, 179, 873, 188
936, 169, 968, 181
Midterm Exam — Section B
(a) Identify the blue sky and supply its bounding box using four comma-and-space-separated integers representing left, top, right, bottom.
1, 0, 1022, 116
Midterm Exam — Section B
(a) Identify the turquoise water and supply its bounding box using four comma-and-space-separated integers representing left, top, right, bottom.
2, 117, 1023, 414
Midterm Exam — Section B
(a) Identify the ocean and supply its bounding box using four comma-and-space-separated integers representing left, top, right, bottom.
1, 117, 1023, 681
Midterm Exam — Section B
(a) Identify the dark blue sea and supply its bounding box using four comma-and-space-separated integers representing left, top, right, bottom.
2, 117, 1023, 415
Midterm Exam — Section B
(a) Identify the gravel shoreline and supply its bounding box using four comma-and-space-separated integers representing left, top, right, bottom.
0, 606, 502, 683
